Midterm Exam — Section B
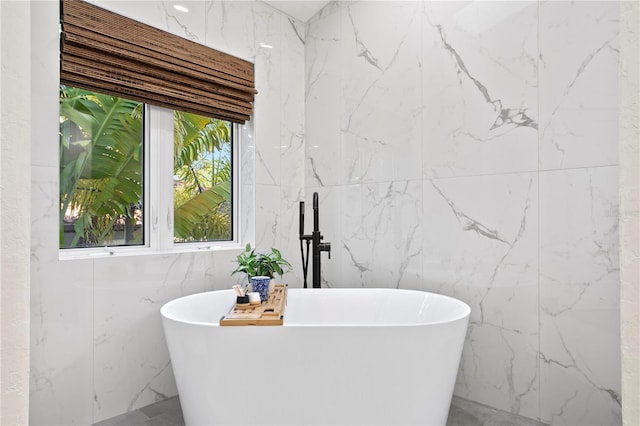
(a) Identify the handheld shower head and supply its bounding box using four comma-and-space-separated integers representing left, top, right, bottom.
299, 201, 305, 237
313, 192, 319, 231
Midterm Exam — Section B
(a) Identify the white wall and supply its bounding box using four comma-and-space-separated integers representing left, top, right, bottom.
305, 1, 621, 424
1, 1, 31, 424
23, 0, 640, 425
620, 2, 640, 425
29, 1, 305, 424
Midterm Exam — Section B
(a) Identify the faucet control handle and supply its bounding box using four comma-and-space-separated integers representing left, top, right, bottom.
319, 242, 331, 259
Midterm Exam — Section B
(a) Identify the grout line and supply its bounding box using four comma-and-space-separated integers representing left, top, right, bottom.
536, 1, 542, 422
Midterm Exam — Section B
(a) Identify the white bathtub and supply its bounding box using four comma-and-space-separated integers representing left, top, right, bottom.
161, 288, 470, 426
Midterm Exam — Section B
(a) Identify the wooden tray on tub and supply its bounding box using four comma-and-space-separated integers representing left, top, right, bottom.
219, 284, 287, 326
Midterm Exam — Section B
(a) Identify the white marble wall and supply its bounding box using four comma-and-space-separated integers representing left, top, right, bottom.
30, 1, 305, 424
30, 0, 622, 424
305, 1, 620, 425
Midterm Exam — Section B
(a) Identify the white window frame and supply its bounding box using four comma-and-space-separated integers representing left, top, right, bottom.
59, 104, 243, 260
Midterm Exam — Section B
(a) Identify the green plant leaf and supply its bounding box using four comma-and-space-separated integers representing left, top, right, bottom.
173, 181, 231, 239
231, 243, 291, 282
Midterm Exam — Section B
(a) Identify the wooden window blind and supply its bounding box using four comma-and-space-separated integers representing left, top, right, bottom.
60, 0, 256, 123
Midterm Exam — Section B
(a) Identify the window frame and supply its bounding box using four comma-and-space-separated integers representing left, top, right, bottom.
59, 104, 243, 260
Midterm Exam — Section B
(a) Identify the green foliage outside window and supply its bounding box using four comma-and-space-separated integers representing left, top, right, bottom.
173, 111, 232, 242
59, 86, 233, 249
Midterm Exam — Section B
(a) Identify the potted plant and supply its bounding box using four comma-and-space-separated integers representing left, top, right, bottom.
232, 243, 292, 284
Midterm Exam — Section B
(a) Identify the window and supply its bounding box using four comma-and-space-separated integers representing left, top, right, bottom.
172, 111, 233, 243
59, 0, 254, 256
59, 86, 238, 254
59, 86, 145, 249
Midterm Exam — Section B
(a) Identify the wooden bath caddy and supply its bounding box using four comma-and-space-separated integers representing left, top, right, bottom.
219, 284, 287, 326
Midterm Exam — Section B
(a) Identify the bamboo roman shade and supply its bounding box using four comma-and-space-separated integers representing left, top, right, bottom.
60, 0, 256, 123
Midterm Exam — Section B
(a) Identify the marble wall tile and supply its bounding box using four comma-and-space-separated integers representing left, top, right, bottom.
280, 14, 306, 188
92, 254, 207, 423
32, 3, 94, 424
305, 7, 343, 187
421, 1, 538, 179
31, 3, 95, 409
336, 180, 424, 288
31, 0, 59, 169
423, 173, 539, 419
205, 1, 258, 60
206, 249, 243, 290
279, 185, 306, 288
31, 0, 302, 423
539, 166, 621, 425
253, 3, 284, 188
31, 166, 59, 264
240, 120, 256, 247
95, 0, 207, 43
252, 182, 305, 290
307, 1, 425, 186
308, 0, 346, 24
306, 180, 423, 290
254, 184, 284, 255
253, 184, 306, 286
340, 1, 423, 184
29, 257, 94, 426
305, 3, 620, 425
539, 1, 620, 171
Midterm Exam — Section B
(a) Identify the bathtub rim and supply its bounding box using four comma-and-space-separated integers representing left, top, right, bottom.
160, 287, 471, 328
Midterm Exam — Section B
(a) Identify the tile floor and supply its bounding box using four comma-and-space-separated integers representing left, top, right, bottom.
447, 398, 549, 426
93, 395, 549, 426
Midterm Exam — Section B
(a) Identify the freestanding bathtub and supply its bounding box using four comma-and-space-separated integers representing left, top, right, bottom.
161, 288, 470, 425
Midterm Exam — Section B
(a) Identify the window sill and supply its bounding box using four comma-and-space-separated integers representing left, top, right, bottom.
58, 242, 245, 261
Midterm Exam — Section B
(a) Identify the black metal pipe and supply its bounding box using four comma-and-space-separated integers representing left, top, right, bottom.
312, 195, 321, 288
299, 201, 308, 288
313, 192, 319, 231
300, 192, 330, 289
299, 201, 305, 238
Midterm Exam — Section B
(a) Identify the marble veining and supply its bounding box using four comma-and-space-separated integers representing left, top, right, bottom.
539, 166, 620, 425
305, 1, 620, 425
539, 1, 619, 171
29, 1, 621, 425
432, 23, 537, 132
30, 0, 300, 424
